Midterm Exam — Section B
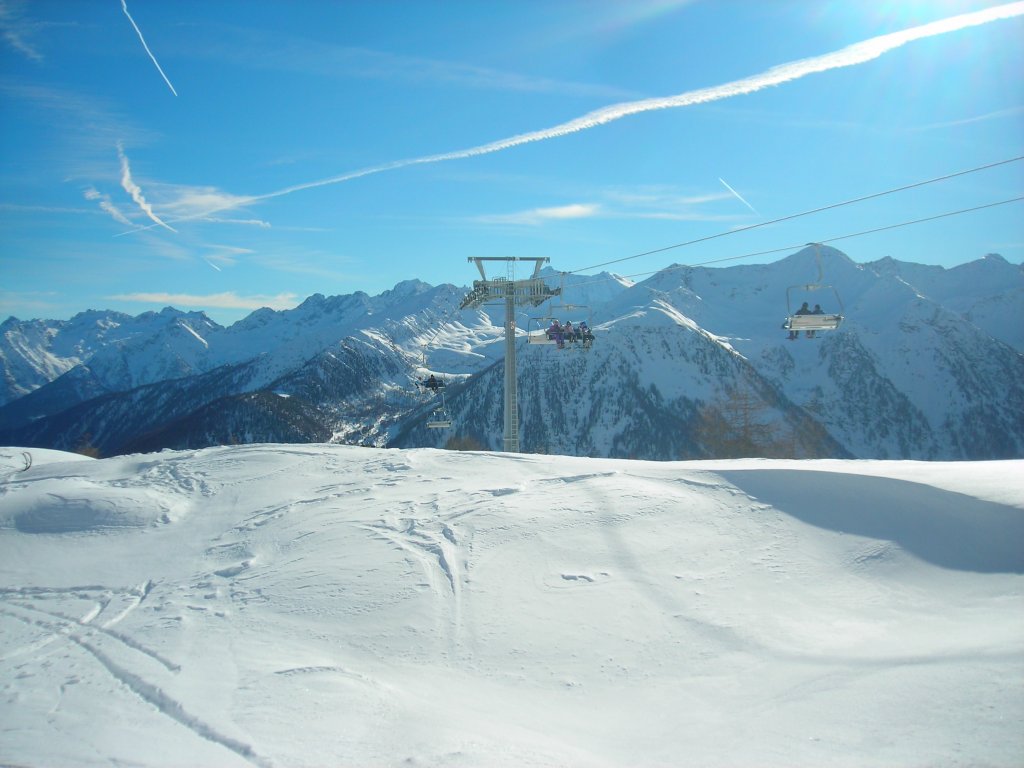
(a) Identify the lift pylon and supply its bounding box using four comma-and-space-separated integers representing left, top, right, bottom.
460, 257, 559, 452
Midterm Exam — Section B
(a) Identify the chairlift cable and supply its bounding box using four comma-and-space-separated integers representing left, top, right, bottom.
562, 194, 1024, 289
565, 155, 1024, 275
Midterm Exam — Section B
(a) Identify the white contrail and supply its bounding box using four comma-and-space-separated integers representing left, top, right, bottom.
248, 2, 1023, 203
127, 1, 1024, 229
85, 187, 133, 225
118, 144, 176, 232
719, 178, 760, 216
121, 0, 178, 96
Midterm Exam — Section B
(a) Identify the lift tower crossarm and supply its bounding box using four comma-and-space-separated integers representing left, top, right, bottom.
460, 257, 558, 310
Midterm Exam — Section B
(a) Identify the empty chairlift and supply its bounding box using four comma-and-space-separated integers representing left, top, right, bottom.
425, 391, 452, 429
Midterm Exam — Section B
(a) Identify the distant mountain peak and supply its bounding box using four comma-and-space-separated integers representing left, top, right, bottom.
386, 279, 433, 296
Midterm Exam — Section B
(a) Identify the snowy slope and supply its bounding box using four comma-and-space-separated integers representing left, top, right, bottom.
0, 445, 1021, 767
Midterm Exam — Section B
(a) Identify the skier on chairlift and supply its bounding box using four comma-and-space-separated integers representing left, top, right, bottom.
807, 304, 825, 338
788, 302, 811, 340
547, 319, 565, 349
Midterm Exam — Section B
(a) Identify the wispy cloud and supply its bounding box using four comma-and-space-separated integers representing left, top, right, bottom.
0, 203, 94, 215
912, 106, 1024, 132
253, 251, 358, 281
188, 25, 635, 100
117, 143, 176, 232
718, 178, 760, 216
477, 203, 601, 226
203, 244, 253, 269
84, 187, 133, 226
0, 289, 60, 317
476, 187, 751, 226
114, 183, 262, 235
121, 0, 177, 96
0, 81, 154, 164
624, 211, 750, 223
114, 183, 271, 236
106, 291, 298, 311
205, 245, 255, 257
603, 189, 733, 208
0, 0, 42, 61
154, 185, 257, 219
199, 216, 272, 229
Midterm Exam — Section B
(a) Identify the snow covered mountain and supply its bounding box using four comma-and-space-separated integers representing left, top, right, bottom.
2, 248, 1022, 460
394, 307, 848, 460
0, 280, 478, 414
0, 308, 218, 406
400, 247, 1023, 460
656, 247, 1024, 459
866, 252, 1024, 352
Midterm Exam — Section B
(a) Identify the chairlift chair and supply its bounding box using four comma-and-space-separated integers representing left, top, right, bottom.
782, 286, 844, 332
782, 243, 845, 334
526, 315, 561, 345
418, 375, 446, 392
526, 302, 594, 348
426, 410, 452, 429
425, 391, 452, 429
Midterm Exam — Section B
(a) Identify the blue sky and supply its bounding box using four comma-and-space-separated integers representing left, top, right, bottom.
1, 0, 1022, 326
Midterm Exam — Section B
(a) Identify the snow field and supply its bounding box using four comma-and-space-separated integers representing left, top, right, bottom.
1, 445, 1022, 767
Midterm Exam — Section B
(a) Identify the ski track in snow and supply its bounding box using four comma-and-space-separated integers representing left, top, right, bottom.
67, 634, 272, 768
361, 500, 470, 659
1, 586, 271, 766
0, 596, 179, 673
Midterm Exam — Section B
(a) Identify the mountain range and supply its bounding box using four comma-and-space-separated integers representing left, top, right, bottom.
2, 246, 1022, 461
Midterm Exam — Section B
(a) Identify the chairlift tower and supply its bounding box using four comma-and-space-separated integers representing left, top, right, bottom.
460, 257, 559, 452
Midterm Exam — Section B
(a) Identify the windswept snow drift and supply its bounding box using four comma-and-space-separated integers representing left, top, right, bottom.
1, 445, 1022, 767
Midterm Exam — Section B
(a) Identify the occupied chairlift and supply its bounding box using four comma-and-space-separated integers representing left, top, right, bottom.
527, 303, 594, 348
526, 277, 595, 350
782, 242, 845, 336
416, 372, 452, 429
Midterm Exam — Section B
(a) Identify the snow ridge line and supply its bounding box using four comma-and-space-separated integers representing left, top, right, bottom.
69, 634, 274, 768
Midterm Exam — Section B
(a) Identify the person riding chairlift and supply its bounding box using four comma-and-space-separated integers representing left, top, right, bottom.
807, 304, 824, 338
547, 319, 565, 348
788, 302, 811, 340
579, 321, 593, 347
